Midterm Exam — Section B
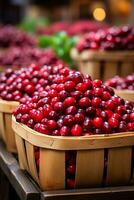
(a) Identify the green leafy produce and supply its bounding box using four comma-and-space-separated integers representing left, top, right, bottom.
38, 32, 78, 68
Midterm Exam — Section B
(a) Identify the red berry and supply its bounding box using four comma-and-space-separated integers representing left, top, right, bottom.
76, 82, 87, 92
47, 120, 57, 130
64, 81, 75, 92
108, 117, 119, 128
64, 97, 76, 107
71, 124, 82, 136
79, 97, 91, 108
93, 117, 103, 128
60, 126, 70, 136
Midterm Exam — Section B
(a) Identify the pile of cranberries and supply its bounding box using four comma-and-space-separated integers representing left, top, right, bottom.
105, 74, 134, 90
0, 26, 36, 48
76, 26, 134, 52
0, 47, 63, 68
0, 63, 67, 102
14, 70, 134, 135
12, 67, 134, 189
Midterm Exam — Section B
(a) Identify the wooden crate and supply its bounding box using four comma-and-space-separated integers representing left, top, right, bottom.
71, 48, 134, 81
0, 99, 19, 153
12, 116, 134, 191
114, 90, 134, 103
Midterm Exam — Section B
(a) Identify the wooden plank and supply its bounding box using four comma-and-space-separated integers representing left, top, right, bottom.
78, 61, 100, 80
39, 148, 65, 190
106, 147, 132, 186
114, 89, 134, 102
12, 117, 134, 150
0, 140, 40, 200
4, 113, 17, 153
75, 150, 104, 188
0, 112, 6, 142
25, 141, 39, 184
15, 134, 29, 171
103, 62, 118, 81
120, 62, 134, 77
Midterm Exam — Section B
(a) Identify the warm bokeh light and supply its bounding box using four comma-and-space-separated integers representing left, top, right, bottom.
93, 7, 106, 21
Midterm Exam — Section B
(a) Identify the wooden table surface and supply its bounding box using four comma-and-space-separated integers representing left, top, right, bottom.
0, 139, 134, 200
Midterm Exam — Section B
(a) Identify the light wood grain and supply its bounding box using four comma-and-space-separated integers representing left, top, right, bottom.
12, 116, 134, 150
39, 148, 65, 190
0, 112, 6, 141
120, 62, 134, 77
4, 113, 17, 152
114, 89, 134, 102
15, 134, 29, 170
75, 149, 104, 188
106, 147, 132, 185
25, 141, 39, 184
103, 62, 118, 80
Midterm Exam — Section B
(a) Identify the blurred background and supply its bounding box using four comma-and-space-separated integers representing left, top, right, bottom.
0, 0, 134, 25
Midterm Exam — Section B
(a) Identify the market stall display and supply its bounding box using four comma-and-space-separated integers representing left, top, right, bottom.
71, 26, 134, 81
105, 73, 134, 102
12, 69, 134, 190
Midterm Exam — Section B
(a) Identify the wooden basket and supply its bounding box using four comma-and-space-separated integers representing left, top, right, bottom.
71, 48, 134, 81
12, 116, 134, 191
0, 99, 19, 152
114, 89, 134, 103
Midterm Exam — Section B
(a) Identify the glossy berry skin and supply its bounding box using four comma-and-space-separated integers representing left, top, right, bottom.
93, 117, 103, 128
63, 115, 75, 126
78, 97, 91, 108
76, 83, 87, 92
47, 120, 57, 130
108, 117, 119, 128
92, 97, 101, 107
60, 126, 70, 136
74, 113, 84, 124
65, 106, 77, 115
71, 124, 82, 136
64, 97, 76, 107
53, 102, 64, 112
64, 81, 75, 92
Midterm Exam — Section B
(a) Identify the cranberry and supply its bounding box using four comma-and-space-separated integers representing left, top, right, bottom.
71, 91, 82, 100
54, 102, 64, 112
93, 117, 103, 128
47, 120, 57, 130
60, 126, 70, 136
52, 129, 60, 136
64, 97, 76, 107
119, 121, 127, 132
86, 107, 96, 117
64, 81, 75, 92
102, 91, 111, 101
63, 115, 75, 126
102, 122, 111, 134
67, 179, 75, 189
21, 114, 30, 124
79, 97, 91, 108
16, 113, 22, 122
130, 113, 134, 122
67, 164, 75, 175
76, 82, 87, 92
93, 79, 102, 87
108, 117, 119, 128
66, 106, 77, 115
92, 97, 101, 107
127, 122, 134, 131
31, 110, 44, 122
59, 90, 68, 100
71, 124, 82, 136
83, 118, 92, 131
75, 113, 84, 124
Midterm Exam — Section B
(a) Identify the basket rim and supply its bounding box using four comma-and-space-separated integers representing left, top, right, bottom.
70, 48, 134, 61
0, 99, 19, 113
12, 116, 134, 150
